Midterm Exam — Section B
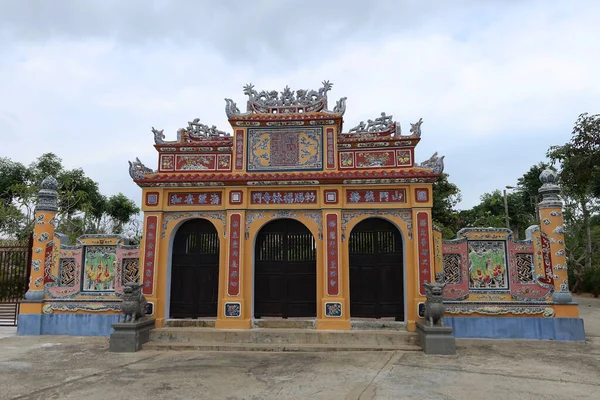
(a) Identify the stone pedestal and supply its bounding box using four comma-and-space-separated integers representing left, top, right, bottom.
109, 318, 155, 352
416, 321, 456, 355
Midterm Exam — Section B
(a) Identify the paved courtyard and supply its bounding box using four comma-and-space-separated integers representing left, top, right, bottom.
1, 294, 599, 400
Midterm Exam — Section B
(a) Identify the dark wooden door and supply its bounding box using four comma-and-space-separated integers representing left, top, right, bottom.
349, 218, 404, 320
170, 219, 219, 319
254, 219, 316, 318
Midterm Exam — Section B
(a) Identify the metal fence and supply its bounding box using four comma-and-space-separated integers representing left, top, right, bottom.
0, 236, 32, 326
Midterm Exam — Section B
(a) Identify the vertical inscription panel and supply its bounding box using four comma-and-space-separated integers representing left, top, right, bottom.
142, 216, 158, 296
227, 213, 242, 296
417, 212, 431, 295
326, 213, 339, 296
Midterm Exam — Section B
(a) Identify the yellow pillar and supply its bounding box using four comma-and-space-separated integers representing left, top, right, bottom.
216, 210, 251, 329
19, 176, 58, 332
538, 169, 579, 317
316, 209, 350, 330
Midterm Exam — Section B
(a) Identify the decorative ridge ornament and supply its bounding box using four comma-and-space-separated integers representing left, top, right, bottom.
128, 157, 154, 180
343, 115, 423, 140
36, 176, 59, 212
151, 119, 231, 145
178, 118, 231, 142
417, 152, 445, 174
225, 80, 347, 117
538, 168, 562, 209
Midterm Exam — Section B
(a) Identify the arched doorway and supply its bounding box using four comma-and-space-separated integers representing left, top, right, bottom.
349, 218, 404, 320
170, 219, 220, 319
254, 219, 316, 318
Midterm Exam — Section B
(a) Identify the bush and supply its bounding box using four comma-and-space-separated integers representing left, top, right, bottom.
582, 266, 600, 297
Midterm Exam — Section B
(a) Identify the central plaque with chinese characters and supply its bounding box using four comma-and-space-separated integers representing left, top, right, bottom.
246, 127, 323, 172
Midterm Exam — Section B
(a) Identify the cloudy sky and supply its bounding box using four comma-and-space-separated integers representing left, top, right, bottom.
1, 0, 598, 210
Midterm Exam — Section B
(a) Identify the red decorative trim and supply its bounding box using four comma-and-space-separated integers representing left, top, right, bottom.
134, 169, 441, 185
326, 213, 339, 295
417, 212, 431, 295
229, 191, 243, 204
326, 128, 335, 169
235, 129, 244, 170
324, 190, 338, 204
167, 192, 222, 206
414, 188, 429, 203
227, 213, 242, 296
44, 243, 55, 285
338, 149, 414, 170
539, 235, 555, 287
145, 192, 159, 206
142, 216, 157, 296
250, 190, 317, 204
346, 189, 406, 204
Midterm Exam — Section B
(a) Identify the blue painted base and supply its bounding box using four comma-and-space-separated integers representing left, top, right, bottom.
444, 317, 586, 341
17, 314, 121, 336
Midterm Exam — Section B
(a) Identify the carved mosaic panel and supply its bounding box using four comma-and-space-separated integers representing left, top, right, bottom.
59, 258, 76, 287
122, 258, 140, 284
247, 127, 323, 171
515, 253, 534, 283
442, 254, 461, 284
468, 241, 508, 290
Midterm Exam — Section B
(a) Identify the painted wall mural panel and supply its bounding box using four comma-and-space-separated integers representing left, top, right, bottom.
346, 189, 406, 204
440, 228, 555, 302
468, 241, 508, 290
82, 246, 117, 291
168, 192, 222, 206
250, 190, 317, 205
176, 154, 216, 171
247, 127, 323, 171
339, 149, 414, 169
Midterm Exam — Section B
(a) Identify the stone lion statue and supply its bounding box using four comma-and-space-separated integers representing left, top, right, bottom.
120, 282, 147, 323
423, 273, 447, 327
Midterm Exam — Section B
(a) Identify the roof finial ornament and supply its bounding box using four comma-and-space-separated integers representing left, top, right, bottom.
152, 127, 165, 144
418, 152, 445, 174
128, 157, 154, 180
410, 118, 423, 137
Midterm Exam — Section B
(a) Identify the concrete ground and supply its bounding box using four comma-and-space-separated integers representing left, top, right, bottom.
0, 295, 598, 400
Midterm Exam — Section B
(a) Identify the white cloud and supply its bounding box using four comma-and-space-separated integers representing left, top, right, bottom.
0, 0, 598, 210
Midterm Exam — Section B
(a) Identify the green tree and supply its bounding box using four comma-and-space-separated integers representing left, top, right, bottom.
106, 193, 140, 234
0, 153, 139, 242
548, 113, 600, 286
431, 173, 461, 239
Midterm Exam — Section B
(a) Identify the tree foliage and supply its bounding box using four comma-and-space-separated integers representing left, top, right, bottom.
0, 153, 140, 242
548, 113, 600, 293
431, 173, 462, 239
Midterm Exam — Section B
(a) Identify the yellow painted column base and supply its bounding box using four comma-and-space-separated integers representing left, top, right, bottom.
316, 318, 350, 330
19, 301, 44, 314
215, 319, 252, 329
406, 320, 416, 332
554, 304, 581, 318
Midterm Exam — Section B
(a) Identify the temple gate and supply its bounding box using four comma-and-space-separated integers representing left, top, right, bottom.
16, 81, 584, 341
128, 81, 441, 331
